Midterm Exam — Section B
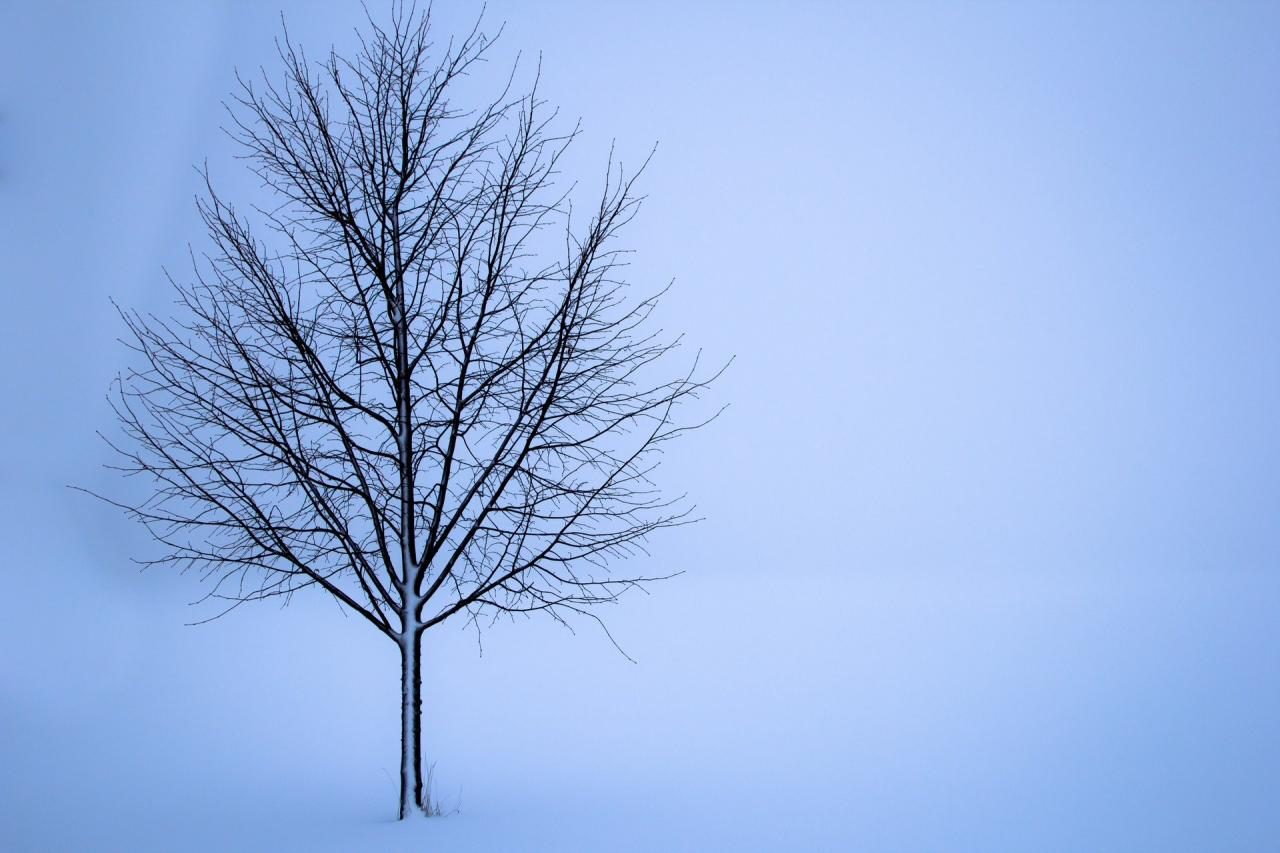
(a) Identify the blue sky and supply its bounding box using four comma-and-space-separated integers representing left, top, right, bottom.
2, 2, 1278, 850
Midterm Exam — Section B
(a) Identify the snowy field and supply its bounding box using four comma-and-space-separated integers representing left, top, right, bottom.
4, 513, 1278, 852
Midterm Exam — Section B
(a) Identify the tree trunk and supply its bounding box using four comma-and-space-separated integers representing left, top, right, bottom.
399, 629, 424, 819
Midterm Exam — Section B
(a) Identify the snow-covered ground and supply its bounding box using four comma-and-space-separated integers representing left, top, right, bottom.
4, 495, 1278, 852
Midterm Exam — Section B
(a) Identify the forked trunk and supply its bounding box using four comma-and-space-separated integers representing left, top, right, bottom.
399, 629, 424, 819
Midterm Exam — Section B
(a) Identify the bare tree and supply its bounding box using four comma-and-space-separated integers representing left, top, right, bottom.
92, 7, 720, 819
